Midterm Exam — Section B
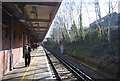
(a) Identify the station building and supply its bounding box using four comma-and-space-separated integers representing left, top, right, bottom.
0, 1, 61, 80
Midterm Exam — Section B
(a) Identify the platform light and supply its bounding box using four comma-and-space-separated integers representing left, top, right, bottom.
19, 19, 26, 22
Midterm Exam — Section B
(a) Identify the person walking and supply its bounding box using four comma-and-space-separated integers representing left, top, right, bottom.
24, 44, 31, 67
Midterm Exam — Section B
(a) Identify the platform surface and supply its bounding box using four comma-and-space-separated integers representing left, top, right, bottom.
2, 46, 54, 81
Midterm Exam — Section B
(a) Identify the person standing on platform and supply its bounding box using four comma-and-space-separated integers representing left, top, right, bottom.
32, 43, 35, 51
24, 44, 31, 67
60, 45, 64, 54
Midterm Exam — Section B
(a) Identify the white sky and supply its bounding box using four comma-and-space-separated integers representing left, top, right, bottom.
0, 0, 62, 2
45, 0, 119, 39
74, 0, 119, 27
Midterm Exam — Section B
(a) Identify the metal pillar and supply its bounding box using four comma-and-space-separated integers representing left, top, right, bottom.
9, 15, 13, 71
0, 2, 2, 51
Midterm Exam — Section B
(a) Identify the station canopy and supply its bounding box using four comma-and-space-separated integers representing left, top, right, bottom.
2, 1, 62, 42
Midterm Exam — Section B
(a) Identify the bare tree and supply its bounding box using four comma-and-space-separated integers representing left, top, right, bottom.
85, 2, 92, 41
94, 0, 103, 39
107, 0, 118, 41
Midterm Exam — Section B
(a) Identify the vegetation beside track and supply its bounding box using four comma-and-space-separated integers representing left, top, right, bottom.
43, 27, 119, 79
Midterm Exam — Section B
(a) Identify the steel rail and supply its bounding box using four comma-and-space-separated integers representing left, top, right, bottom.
46, 48, 94, 81
44, 48, 62, 81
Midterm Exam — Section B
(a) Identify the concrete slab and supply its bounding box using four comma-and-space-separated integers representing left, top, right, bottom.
2, 46, 55, 81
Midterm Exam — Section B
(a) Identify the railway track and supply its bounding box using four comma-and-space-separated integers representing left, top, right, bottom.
44, 48, 94, 81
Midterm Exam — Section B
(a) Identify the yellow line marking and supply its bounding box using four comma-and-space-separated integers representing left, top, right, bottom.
20, 53, 36, 81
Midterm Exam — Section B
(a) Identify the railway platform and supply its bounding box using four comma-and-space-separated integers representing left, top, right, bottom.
2, 46, 54, 81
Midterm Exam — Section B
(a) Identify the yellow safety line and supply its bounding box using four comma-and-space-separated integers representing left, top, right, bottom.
20, 53, 36, 81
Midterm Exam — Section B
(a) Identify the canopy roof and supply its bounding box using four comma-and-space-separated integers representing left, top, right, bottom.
2, 1, 62, 42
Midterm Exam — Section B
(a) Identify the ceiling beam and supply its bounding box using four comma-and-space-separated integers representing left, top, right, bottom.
27, 18, 50, 22
4, 2, 58, 6
28, 26, 48, 29
17, 4, 34, 27
30, 30, 47, 32
33, 32, 46, 33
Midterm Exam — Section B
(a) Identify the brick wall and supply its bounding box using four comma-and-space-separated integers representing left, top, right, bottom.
1, 9, 11, 79
0, 9, 29, 80
0, 51, 3, 80
12, 20, 27, 66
